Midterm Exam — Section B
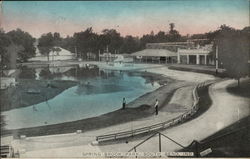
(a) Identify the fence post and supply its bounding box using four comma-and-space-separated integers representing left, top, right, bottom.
134, 147, 137, 158
159, 133, 161, 153
194, 140, 200, 157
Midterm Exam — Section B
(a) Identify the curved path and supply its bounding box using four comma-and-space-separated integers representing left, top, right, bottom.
98, 79, 249, 153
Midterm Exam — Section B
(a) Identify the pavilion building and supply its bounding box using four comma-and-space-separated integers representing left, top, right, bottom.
131, 40, 214, 65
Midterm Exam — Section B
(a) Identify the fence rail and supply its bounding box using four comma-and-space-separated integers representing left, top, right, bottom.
0, 145, 14, 158
96, 81, 212, 142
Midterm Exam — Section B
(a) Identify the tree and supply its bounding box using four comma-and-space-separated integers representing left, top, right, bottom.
37, 32, 63, 61
140, 33, 155, 49
216, 26, 249, 87
167, 23, 181, 42
0, 29, 11, 68
120, 36, 140, 53
101, 29, 123, 53
169, 23, 175, 32
155, 31, 166, 43
6, 28, 36, 62
73, 27, 99, 58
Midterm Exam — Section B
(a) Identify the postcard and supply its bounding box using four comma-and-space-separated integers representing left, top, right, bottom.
0, 0, 249, 158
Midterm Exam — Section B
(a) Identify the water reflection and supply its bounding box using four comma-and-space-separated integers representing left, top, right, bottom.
18, 66, 36, 79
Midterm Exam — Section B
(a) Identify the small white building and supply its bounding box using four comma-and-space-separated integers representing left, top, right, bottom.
0, 77, 16, 89
29, 47, 76, 62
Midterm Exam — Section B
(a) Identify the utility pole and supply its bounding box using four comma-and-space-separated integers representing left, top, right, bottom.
75, 46, 78, 59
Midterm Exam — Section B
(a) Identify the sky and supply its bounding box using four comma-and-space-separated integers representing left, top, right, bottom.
1, 0, 249, 38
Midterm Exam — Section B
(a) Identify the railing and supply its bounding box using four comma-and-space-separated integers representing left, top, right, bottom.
127, 131, 185, 155
0, 145, 14, 158
96, 81, 212, 142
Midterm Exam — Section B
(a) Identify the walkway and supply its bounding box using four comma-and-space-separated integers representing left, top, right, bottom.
97, 79, 249, 153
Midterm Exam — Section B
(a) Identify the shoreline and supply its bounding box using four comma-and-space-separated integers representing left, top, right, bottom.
0, 79, 78, 111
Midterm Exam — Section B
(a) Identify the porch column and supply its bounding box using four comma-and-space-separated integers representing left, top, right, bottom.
204, 55, 207, 65
196, 55, 200, 65
186, 55, 190, 64
177, 52, 181, 64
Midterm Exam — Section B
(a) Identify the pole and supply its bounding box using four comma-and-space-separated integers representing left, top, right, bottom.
98, 50, 100, 62
134, 147, 137, 158
215, 45, 218, 75
159, 133, 161, 152
195, 141, 199, 157
75, 46, 77, 58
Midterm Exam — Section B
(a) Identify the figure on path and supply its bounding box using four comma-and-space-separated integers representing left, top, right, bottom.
154, 99, 159, 115
122, 98, 126, 109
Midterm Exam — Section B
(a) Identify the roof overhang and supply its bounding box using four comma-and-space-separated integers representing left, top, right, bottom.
131, 49, 177, 57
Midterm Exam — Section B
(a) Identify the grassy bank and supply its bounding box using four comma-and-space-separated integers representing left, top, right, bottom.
0, 79, 78, 111
168, 64, 227, 78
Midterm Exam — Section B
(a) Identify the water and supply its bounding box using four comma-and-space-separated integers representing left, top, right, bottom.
2, 64, 160, 129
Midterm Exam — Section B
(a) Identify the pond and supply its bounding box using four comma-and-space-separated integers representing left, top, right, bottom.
2, 64, 160, 129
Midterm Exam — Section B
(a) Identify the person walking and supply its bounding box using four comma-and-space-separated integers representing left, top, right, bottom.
154, 99, 159, 115
122, 98, 126, 109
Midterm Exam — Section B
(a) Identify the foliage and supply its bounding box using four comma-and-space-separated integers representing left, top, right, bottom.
58, 23, 183, 56
6, 29, 36, 62
120, 36, 141, 53
0, 29, 11, 67
167, 23, 181, 42
73, 27, 99, 57
0, 28, 35, 69
38, 32, 63, 61
216, 25, 249, 86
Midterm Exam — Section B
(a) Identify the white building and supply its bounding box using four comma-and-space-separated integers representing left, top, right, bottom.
177, 44, 213, 65
29, 47, 76, 62
132, 41, 214, 65
0, 77, 16, 89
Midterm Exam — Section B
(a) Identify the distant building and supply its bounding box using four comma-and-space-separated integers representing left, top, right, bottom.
177, 44, 213, 65
131, 40, 214, 65
29, 47, 76, 61
86, 52, 97, 60
0, 77, 16, 89
99, 53, 133, 67
99, 53, 117, 62
131, 49, 177, 63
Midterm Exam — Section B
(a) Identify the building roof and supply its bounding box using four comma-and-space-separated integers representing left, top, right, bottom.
131, 49, 177, 57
